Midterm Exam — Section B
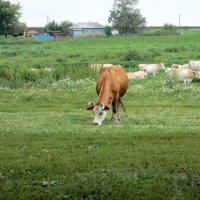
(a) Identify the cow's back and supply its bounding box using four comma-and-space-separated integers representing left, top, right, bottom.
96, 66, 128, 97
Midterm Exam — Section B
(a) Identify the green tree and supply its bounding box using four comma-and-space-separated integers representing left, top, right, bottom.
0, 0, 22, 36
60, 21, 72, 36
108, 0, 146, 35
105, 26, 112, 37
45, 20, 61, 33
45, 20, 72, 36
13, 22, 27, 36
163, 23, 179, 35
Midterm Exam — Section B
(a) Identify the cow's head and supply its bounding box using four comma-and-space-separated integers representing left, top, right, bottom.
160, 63, 166, 70
87, 102, 109, 125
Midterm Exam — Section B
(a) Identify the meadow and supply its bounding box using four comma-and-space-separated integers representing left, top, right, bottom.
0, 30, 200, 199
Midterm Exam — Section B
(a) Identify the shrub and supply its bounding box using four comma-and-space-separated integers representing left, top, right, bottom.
162, 24, 179, 35
123, 50, 147, 61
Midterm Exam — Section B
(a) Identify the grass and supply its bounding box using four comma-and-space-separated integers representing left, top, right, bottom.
0, 31, 200, 199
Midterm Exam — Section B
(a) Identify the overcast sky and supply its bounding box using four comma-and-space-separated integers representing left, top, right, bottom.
10, 0, 200, 27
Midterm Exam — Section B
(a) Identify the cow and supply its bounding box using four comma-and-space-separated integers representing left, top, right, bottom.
188, 60, 200, 71
138, 63, 165, 76
127, 70, 148, 79
87, 66, 128, 125
171, 63, 189, 70
165, 68, 200, 86
90, 63, 120, 71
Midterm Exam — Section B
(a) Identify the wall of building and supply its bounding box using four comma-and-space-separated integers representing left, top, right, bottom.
71, 28, 106, 37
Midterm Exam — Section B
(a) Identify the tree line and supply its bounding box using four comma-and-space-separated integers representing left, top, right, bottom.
0, 0, 179, 37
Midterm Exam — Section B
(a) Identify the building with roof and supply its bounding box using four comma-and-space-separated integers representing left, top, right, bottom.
26, 27, 45, 37
69, 22, 106, 37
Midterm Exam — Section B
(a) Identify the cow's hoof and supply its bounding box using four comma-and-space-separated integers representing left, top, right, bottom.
112, 119, 119, 123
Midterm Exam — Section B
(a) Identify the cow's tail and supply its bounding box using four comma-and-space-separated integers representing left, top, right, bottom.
119, 98, 126, 113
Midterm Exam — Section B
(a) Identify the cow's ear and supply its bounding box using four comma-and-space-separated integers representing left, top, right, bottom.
87, 102, 95, 110
104, 105, 110, 110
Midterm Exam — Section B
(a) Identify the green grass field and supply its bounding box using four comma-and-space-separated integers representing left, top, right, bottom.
0, 31, 200, 199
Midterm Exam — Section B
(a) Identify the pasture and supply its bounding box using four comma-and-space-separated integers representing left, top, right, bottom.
0, 30, 200, 199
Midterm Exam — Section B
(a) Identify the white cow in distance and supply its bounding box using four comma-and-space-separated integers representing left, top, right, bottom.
138, 63, 165, 76
188, 60, 200, 71
90, 63, 120, 71
165, 68, 200, 86
171, 63, 189, 70
127, 71, 148, 79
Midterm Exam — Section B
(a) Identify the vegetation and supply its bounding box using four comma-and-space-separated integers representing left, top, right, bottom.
44, 20, 72, 36
108, 0, 146, 34
105, 26, 113, 37
0, 0, 25, 36
162, 23, 180, 35
141, 25, 180, 36
0, 30, 200, 199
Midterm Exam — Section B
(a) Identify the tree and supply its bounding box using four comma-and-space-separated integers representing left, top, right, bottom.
108, 0, 146, 35
44, 20, 72, 36
13, 22, 27, 36
163, 23, 179, 35
105, 26, 112, 37
60, 21, 72, 36
0, 0, 22, 36
44, 20, 61, 33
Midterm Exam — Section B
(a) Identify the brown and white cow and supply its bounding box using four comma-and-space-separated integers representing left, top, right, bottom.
87, 66, 128, 125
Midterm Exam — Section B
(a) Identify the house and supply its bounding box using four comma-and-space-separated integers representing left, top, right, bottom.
69, 22, 106, 37
26, 27, 45, 37
48, 31, 64, 38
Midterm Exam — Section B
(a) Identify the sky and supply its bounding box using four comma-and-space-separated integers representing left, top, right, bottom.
9, 0, 200, 27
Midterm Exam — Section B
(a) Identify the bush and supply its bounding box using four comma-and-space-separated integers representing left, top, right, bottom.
162, 24, 179, 35
123, 50, 148, 61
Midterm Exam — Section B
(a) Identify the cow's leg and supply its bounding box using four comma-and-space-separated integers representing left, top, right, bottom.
117, 101, 120, 121
112, 97, 119, 123
117, 98, 124, 121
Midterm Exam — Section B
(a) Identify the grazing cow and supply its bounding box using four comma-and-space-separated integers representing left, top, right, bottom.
165, 68, 200, 86
138, 63, 165, 76
189, 60, 200, 71
127, 71, 148, 79
87, 66, 128, 125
